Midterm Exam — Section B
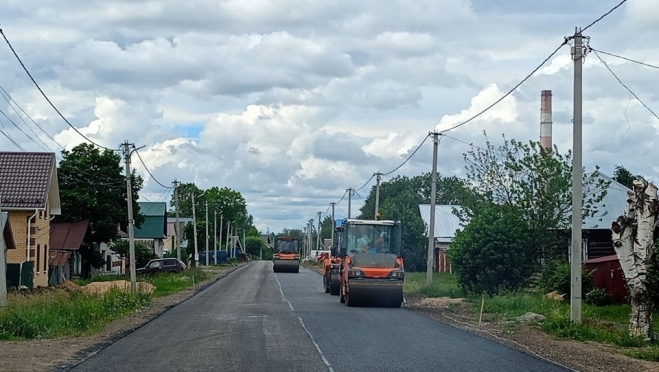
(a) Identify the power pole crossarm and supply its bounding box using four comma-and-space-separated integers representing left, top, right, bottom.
570, 30, 584, 323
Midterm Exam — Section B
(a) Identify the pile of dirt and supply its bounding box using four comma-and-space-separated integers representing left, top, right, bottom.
416, 297, 465, 308
81, 280, 155, 295
59, 280, 80, 290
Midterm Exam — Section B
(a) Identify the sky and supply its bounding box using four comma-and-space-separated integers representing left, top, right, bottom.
0, 0, 657, 233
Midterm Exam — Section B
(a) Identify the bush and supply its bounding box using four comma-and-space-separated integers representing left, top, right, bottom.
539, 259, 593, 298
449, 207, 535, 297
585, 288, 613, 306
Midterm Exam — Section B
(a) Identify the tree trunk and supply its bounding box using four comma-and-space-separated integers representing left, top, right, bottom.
611, 178, 658, 342
629, 293, 654, 341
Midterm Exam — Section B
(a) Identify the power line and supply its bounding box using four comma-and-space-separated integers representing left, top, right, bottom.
134, 149, 173, 189
0, 107, 50, 151
581, 0, 627, 33
383, 133, 430, 176
0, 28, 114, 152
0, 86, 65, 150
439, 40, 569, 134
440, 133, 487, 151
588, 48, 659, 71
0, 124, 25, 151
354, 173, 375, 192
592, 49, 659, 122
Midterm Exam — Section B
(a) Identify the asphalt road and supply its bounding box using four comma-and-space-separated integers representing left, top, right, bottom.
67, 261, 570, 372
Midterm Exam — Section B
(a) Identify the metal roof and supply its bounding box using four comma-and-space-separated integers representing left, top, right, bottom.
581, 172, 631, 230
138, 202, 167, 216
0, 152, 59, 210
50, 219, 89, 250
418, 204, 466, 243
132, 202, 167, 239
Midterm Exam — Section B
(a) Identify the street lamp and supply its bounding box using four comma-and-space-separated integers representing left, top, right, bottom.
190, 189, 207, 267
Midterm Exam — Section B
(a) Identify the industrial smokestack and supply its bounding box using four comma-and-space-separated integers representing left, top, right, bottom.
540, 90, 553, 151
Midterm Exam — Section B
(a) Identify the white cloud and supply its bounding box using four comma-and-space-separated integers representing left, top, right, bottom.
0, 0, 658, 232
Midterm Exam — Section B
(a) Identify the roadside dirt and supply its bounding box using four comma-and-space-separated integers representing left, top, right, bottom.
405, 295, 659, 372
0, 263, 247, 372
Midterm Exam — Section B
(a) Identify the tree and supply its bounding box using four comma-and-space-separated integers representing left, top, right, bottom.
320, 216, 333, 240
56, 143, 145, 243
171, 183, 252, 251
449, 205, 533, 296
111, 240, 157, 268
613, 165, 636, 189
612, 177, 658, 341
245, 236, 266, 257
277, 228, 305, 241
461, 134, 609, 262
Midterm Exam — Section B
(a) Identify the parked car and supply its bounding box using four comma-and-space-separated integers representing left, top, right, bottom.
136, 258, 187, 275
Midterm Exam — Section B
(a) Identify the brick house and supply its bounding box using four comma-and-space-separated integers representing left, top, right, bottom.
0, 152, 61, 288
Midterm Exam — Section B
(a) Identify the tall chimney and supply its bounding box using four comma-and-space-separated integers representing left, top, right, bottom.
540, 90, 553, 151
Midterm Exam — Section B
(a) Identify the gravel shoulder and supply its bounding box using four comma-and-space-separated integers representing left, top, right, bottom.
0, 263, 247, 372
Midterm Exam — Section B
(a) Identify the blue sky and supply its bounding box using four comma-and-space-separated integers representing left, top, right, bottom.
0, 0, 657, 232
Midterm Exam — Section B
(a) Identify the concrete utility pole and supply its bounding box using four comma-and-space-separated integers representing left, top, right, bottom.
570, 29, 584, 323
347, 188, 354, 218
374, 173, 382, 219
0, 189, 7, 308
330, 203, 336, 246
191, 192, 199, 267
205, 200, 209, 267
122, 141, 142, 293
219, 214, 223, 261
426, 132, 439, 286
242, 229, 246, 254
316, 211, 322, 252
173, 179, 181, 261
225, 220, 231, 258
214, 211, 218, 265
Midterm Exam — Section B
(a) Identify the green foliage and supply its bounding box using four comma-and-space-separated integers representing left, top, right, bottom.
460, 134, 609, 261
645, 249, 659, 307
245, 236, 266, 256
277, 228, 305, 241
0, 289, 150, 340
612, 165, 636, 190
110, 240, 157, 268
449, 206, 534, 297
56, 143, 145, 244
148, 268, 209, 297
585, 288, 614, 307
403, 272, 463, 298
538, 259, 593, 298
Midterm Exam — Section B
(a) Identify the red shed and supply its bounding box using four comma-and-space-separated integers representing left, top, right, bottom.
583, 254, 628, 304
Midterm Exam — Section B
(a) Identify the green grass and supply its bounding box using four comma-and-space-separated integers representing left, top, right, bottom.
404, 271, 463, 298
146, 268, 210, 297
0, 289, 151, 340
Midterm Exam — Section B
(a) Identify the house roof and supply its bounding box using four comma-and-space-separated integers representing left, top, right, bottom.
418, 204, 466, 243
581, 172, 632, 230
0, 152, 60, 213
50, 219, 89, 250
138, 202, 167, 216
132, 202, 167, 239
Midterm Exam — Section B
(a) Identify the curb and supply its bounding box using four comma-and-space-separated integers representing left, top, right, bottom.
53, 263, 249, 371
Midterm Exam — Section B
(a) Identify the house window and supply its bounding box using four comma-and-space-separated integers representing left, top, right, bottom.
36, 244, 41, 274
44, 244, 48, 272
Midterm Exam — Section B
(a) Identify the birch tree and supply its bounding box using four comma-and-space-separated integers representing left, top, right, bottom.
611, 177, 658, 341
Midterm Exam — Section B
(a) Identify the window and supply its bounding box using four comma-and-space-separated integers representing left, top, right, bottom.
36, 244, 41, 273
163, 259, 177, 267
148, 261, 162, 269
346, 224, 394, 256
274, 238, 300, 253
44, 244, 48, 272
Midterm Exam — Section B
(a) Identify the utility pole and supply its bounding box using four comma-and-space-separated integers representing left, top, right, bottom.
191, 192, 199, 267
347, 188, 354, 218
219, 214, 223, 262
316, 211, 322, 252
214, 211, 218, 265
330, 203, 336, 246
226, 220, 231, 258
426, 132, 439, 286
173, 179, 181, 261
242, 229, 246, 255
374, 173, 382, 219
205, 200, 209, 266
122, 141, 138, 293
0, 189, 7, 308
570, 29, 584, 323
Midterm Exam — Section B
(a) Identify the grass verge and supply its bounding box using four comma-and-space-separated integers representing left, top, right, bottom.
404, 271, 463, 298
0, 289, 151, 340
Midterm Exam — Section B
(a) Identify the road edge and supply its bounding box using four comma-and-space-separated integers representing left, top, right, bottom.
53, 262, 250, 372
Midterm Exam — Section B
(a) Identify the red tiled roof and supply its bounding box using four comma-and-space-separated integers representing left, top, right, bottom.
50, 219, 89, 250
0, 152, 55, 209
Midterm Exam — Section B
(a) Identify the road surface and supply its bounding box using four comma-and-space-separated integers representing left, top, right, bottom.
67, 261, 569, 372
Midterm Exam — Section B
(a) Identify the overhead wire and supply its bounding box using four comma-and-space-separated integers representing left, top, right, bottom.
134, 149, 173, 189
0, 28, 114, 152
592, 49, 659, 122
0, 107, 50, 151
588, 48, 659, 71
581, 0, 627, 33
0, 86, 65, 150
382, 133, 430, 176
